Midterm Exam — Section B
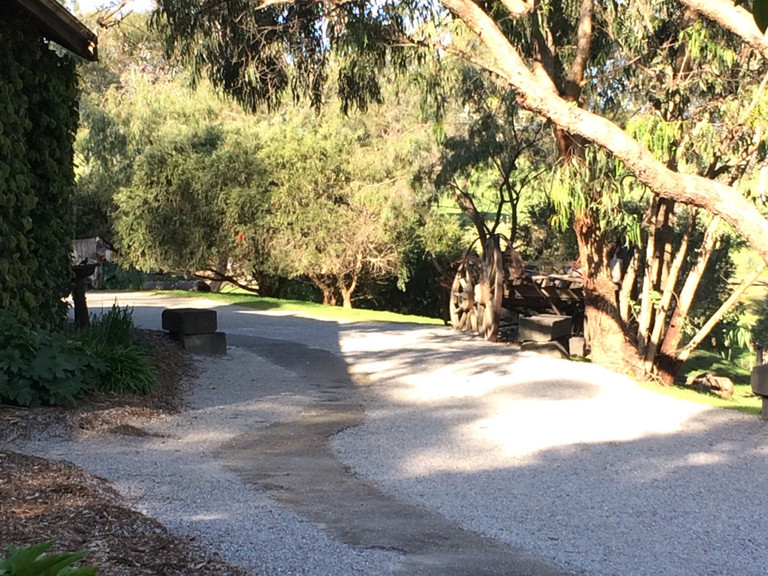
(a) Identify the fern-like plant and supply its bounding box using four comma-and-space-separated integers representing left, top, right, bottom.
0, 541, 97, 576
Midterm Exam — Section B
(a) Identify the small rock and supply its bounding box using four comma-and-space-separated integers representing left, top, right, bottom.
686, 372, 734, 399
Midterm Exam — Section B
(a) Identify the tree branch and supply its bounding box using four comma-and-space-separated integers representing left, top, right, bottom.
677, 261, 767, 363
440, 0, 768, 267
676, 0, 768, 59
564, 0, 594, 102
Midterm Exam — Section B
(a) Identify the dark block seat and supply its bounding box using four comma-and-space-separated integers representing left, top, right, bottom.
162, 308, 217, 335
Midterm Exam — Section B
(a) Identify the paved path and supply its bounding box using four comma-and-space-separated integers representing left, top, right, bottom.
49, 292, 768, 575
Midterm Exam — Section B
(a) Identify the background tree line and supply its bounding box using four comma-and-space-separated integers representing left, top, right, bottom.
73, 3, 768, 383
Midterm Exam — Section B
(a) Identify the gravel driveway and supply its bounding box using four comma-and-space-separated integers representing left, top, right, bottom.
13, 292, 768, 575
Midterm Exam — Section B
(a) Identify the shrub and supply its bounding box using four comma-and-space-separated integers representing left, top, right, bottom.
0, 541, 97, 575
77, 305, 157, 395
101, 262, 146, 291
0, 310, 104, 407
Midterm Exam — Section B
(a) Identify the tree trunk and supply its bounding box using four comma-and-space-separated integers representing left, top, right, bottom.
637, 197, 660, 356
310, 274, 337, 306
676, 263, 767, 364
657, 199, 675, 292
322, 289, 337, 307
339, 279, 357, 309
656, 215, 721, 385
643, 208, 696, 376
574, 212, 641, 375
209, 255, 229, 293
440, 0, 768, 269
619, 248, 639, 326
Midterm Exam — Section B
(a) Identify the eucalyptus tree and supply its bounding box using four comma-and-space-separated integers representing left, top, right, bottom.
435, 68, 554, 250
154, 0, 768, 372
114, 125, 269, 283
255, 103, 433, 308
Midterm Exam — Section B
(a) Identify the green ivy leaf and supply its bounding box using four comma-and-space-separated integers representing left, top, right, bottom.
754, 0, 768, 33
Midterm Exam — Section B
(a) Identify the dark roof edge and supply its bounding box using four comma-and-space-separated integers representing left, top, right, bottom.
12, 0, 98, 61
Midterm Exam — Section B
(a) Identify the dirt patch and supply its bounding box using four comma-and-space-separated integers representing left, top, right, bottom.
0, 330, 255, 575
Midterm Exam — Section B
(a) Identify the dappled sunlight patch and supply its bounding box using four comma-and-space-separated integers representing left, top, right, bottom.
680, 451, 727, 467
187, 512, 227, 522
471, 394, 699, 460
236, 308, 349, 323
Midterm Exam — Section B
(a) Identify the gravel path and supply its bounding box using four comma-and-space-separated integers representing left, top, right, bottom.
334, 329, 768, 576
14, 292, 768, 575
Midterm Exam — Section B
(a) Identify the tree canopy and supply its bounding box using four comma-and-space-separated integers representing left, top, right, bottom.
154, 0, 768, 263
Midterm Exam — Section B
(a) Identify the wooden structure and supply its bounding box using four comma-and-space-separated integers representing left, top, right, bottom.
449, 235, 585, 342
10, 0, 98, 61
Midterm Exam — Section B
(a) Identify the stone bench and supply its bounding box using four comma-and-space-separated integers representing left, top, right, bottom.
518, 314, 577, 359
162, 308, 226, 355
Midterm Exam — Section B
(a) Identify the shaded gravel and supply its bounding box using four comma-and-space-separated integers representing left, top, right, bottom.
333, 329, 768, 576
10, 292, 768, 576
10, 347, 393, 576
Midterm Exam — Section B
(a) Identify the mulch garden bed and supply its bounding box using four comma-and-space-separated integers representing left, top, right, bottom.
0, 330, 255, 575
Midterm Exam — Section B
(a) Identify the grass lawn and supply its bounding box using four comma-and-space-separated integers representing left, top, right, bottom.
162, 289, 444, 325
645, 349, 762, 416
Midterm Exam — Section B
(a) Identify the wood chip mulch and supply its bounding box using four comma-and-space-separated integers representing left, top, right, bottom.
0, 330, 256, 575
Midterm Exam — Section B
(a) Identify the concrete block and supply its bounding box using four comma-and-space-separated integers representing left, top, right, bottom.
162, 308, 217, 335
520, 340, 570, 359
751, 364, 768, 397
518, 314, 572, 342
569, 336, 586, 357
180, 332, 227, 355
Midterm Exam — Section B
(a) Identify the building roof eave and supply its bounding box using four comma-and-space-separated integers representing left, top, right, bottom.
11, 0, 98, 61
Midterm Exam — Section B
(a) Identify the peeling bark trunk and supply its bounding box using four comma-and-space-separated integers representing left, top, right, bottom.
643, 209, 696, 376
637, 197, 659, 356
619, 248, 639, 326
657, 199, 675, 291
656, 215, 721, 385
575, 212, 640, 375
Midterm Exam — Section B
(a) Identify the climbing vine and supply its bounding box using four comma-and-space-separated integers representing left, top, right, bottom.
0, 3, 79, 329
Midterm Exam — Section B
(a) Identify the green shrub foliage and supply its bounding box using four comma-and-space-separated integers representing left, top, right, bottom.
0, 310, 104, 407
0, 541, 98, 576
0, 4, 80, 329
77, 305, 158, 395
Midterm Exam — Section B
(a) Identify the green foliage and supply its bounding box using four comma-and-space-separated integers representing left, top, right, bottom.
434, 67, 552, 245
114, 125, 268, 274
549, 147, 643, 247
77, 306, 157, 395
155, 0, 445, 113
0, 4, 80, 330
0, 310, 104, 408
0, 541, 97, 576
73, 99, 131, 239
101, 262, 146, 291
255, 103, 432, 306
754, 0, 768, 33
517, 199, 579, 262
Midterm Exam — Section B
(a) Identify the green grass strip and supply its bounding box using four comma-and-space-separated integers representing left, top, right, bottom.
160, 290, 444, 325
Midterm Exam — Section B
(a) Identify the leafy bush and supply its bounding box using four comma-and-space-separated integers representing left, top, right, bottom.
0, 541, 97, 576
0, 310, 104, 407
101, 262, 146, 291
77, 305, 157, 395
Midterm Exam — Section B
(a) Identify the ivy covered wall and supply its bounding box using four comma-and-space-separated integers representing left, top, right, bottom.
0, 3, 80, 329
